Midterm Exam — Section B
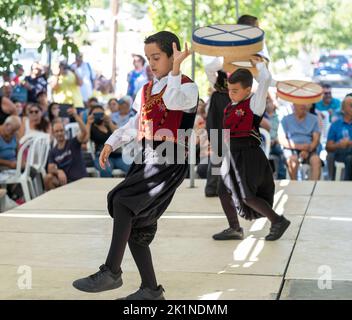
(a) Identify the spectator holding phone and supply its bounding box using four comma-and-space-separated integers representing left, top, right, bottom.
36, 91, 49, 117
86, 105, 130, 176
44, 107, 88, 190
50, 61, 84, 111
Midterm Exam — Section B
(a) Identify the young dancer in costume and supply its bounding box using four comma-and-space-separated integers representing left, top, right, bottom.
221, 59, 290, 240
73, 31, 198, 300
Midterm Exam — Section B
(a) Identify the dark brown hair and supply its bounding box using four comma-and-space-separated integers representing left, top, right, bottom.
144, 31, 181, 57
228, 69, 253, 88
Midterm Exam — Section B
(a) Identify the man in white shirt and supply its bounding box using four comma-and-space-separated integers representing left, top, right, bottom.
71, 53, 96, 105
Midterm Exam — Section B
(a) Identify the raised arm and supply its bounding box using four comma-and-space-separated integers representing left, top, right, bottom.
203, 56, 224, 87
163, 42, 198, 111
250, 61, 272, 116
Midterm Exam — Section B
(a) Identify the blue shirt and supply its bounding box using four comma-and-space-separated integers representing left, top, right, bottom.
327, 119, 352, 142
48, 137, 87, 183
111, 110, 135, 128
281, 113, 321, 144
316, 98, 341, 121
0, 135, 17, 161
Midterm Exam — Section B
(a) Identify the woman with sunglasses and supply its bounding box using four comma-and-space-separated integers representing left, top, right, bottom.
18, 103, 50, 141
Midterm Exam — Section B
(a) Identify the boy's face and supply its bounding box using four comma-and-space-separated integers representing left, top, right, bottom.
144, 42, 173, 79
228, 82, 251, 103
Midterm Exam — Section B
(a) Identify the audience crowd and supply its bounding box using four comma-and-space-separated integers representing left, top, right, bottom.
1, 53, 351, 205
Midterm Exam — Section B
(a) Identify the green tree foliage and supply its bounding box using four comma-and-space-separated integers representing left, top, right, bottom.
129, 0, 352, 97
0, 0, 90, 71
131, 0, 352, 61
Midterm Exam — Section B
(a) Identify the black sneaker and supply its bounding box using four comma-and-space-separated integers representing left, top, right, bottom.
205, 192, 218, 197
72, 264, 123, 293
117, 285, 165, 300
212, 227, 244, 240
265, 216, 291, 241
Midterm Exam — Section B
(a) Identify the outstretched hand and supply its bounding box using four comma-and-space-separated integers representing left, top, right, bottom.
172, 42, 191, 76
99, 144, 112, 170
249, 55, 264, 67
173, 42, 191, 65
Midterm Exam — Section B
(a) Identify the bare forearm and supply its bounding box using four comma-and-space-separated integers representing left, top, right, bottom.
75, 115, 88, 142
85, 122, 92, 140
0, 159, 14, 168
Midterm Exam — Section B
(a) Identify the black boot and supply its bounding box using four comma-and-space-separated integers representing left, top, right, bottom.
265, 216, 291, 241
117, 285, 165, 300
72, 264, 123, 293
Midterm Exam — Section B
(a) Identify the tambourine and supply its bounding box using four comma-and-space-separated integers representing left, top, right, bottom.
223, 55, 269, 76
192, 24, 264, 59
276, 80, 323, 104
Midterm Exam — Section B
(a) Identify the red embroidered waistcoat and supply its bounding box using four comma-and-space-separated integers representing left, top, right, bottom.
138, 75, 195, 143
223, 97, 260, 140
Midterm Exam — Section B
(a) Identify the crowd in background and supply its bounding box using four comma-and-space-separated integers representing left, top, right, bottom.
1, 52, 352, 205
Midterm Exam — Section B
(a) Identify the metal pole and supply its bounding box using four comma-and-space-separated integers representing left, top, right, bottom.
236, 0, 239, 20
111, 0, 119, 92
189, 0, 196, 188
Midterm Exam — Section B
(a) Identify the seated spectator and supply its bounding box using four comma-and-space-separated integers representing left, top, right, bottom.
44, 108, 88, 190
0, 116, 21, 169
110, 96, 135, 127
18, 103, 51, 141
316, 84, 341, 123
87, 97, 99, 110
86, 105, 130, 176
326, 95, 352, 180
36, 91, 49, 117
264, 94, 286, 179
80, 97, 99, 124
107, 98, 119, 115
0, 95, 17, 125
48, 102, 70, 126
279, 103, 321, 180
12, 99, 24, 117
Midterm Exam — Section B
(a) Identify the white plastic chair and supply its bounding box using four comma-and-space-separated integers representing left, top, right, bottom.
0, 138, 36, 202
259, 128, 271, 158
86, 140, 100, 177
335, 161, 345, 181
29, 135, 51, 197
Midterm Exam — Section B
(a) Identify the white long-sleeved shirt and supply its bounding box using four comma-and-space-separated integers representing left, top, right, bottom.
105, 72, 199, 151
230, 62, 272, 117
203, 42, 276, 88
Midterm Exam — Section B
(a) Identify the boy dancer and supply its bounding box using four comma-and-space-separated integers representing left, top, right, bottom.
72, 31, 198, 300
221, 60, 290, 240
